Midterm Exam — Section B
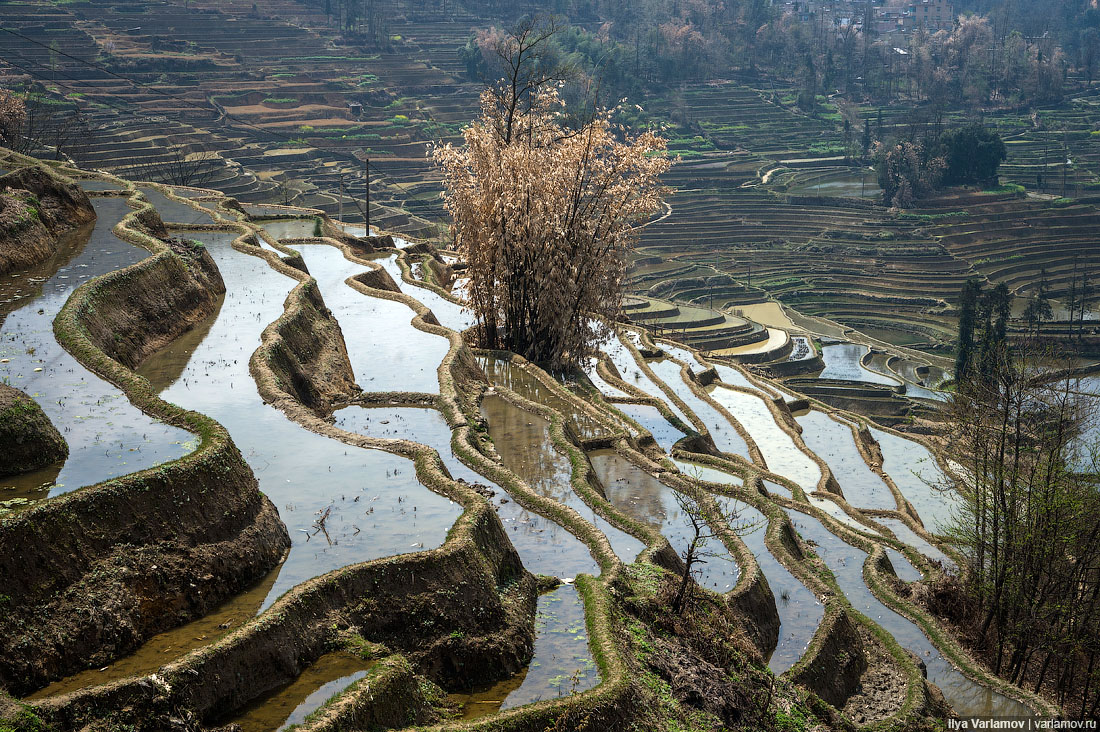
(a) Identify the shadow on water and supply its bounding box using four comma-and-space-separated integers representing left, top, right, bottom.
784, 509, 1032, 717
448, 584, 597, 718
480, 394, 645, 565
478, 355, 612, 441
227, 652, 374, 732
0, 198, 193, 512
138, 187, 216, 225
589, 450, 740, 594
715, 498, 823, 675
29, 565, 283, 699
333, 404, 599, 579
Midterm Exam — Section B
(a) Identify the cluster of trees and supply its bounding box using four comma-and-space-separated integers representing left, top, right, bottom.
0, 89, 90, 162
299, 0, 392, 44
454, 0, 1096, 108
436, 19, 670, 368
947, 279, 1100, 717
873, 123, 1006, 207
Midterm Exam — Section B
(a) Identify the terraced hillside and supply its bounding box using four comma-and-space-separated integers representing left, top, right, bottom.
0, 149, 1066, 729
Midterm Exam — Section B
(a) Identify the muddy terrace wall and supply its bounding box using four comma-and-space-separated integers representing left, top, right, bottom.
0, 171, 290, 696
0, 165, 96, 274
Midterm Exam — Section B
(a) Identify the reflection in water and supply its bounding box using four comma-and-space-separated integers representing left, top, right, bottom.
290, 244, 448, 394
707, 385, 820, 489
590, 450, 740, 593
0, 198, 193, 511
448, 585, 597, 718
883, 547, 922, 582
29, 565, 283, 699
254, 218, 318, 241
478, 356, 611, 440
784, 509, 1032, 717
334, 405, 599, 579
869, 427, 962, 535
152, 232, 461, 610
796, 411, 896, 510
717, 498, 822, 674
228, 652, 373, 732
481, 395, 645, 564
646, 358, 750, 459
807, 495, 880, 535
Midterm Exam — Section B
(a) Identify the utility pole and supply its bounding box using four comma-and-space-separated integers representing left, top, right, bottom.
337, 172, 344, 223
364, 156, 371, 235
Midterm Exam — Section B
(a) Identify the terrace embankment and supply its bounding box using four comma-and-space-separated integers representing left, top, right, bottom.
0, 197, 289, 696
0, 165, 96, 274
0, 384, 68, 475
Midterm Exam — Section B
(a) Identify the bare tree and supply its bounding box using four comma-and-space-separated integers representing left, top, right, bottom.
671, 492, 752, 615
122, 145, 221, 188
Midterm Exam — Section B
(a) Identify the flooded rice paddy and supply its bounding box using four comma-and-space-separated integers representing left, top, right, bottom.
0, 198, 193, 511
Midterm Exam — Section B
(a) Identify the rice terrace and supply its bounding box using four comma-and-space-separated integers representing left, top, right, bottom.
1, 0, 1100, 730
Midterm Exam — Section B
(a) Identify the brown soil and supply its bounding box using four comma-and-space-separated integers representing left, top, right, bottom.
841, 625, 909, 725
0, 166, 96, 275
81, 237, 226, 369
0, 383, 68, 476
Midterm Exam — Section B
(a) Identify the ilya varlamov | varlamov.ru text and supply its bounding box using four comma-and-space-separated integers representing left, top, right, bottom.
948, 720, 1097, 730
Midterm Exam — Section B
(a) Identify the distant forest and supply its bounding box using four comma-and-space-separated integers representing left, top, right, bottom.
299, 0, 1100, 119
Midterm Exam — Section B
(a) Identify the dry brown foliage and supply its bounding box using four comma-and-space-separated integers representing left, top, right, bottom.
434, 82, 670, 369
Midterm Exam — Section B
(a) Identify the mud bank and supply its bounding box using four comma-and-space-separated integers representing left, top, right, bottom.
0, 196, 289, 695
0, 383, 67, 475
0, 165, 96, 275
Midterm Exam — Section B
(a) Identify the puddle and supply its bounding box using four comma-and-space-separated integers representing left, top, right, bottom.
589, 450, 740, 594
706, 385, 820, 489
868, 427, 962, 535
819, 343, 899, 386
784, 509, 1032, 717
0, 198, 193, 509
29, 564, 282, 699
333, 405, 599, 579
152, 231, 461, 610
795, 411, 896, 510
289, 244, 449, 394
670, 458, 742, 487
646, 358, 750, 459
718, 498, 822, 675
478, 355, 611, 440
875, 516, 956, 573
138, 187, 216, 225
228, 652, 373, 732
481, 394, 645, 564
614, 402, 687, 453
448, 584, 597, 717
